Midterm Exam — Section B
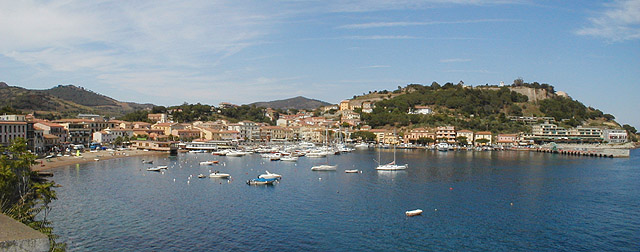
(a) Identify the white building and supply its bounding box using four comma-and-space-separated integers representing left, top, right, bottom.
603, 129, 627, 143
409, 106, 432, 115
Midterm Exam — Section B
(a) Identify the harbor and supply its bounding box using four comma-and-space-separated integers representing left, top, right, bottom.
45, 148, 640, 251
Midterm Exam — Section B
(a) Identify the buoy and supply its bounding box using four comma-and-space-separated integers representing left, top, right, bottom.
319, 178, 322, 180
449, 187, 453, 190
510, 202, 513, 206
434, 209, 437, 211
173, 178, 176, 182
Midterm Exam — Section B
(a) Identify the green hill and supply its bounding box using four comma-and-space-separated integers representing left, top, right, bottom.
0, 83, 154, 119
355, 82, 618, 133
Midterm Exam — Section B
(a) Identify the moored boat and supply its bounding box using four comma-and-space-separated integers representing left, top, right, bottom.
405, 209, 423, 216
311, 164, 337, 171
209, 172, 230, 178
246, 177, 278, 185
258, 170, 282, 180
345, 169, 360, 173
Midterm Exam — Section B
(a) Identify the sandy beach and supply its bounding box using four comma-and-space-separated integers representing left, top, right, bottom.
32, 149, 168, 171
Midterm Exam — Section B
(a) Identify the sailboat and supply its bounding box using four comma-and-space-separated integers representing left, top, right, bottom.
312, 126, 337, 171
375, 131, 407, 171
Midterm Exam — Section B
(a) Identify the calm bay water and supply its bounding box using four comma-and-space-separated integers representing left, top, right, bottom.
48, 149, 640, 251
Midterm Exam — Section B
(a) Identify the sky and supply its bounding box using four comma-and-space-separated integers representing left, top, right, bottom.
0, 0, 639, 128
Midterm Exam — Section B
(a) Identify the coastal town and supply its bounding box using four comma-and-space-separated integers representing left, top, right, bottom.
0, 97, 632, 157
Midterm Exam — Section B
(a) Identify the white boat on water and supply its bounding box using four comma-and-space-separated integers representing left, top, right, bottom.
258, 170, 282, 180
199, 161, 218, 165
146, 165, 167, 172
305, 151, 327, 158
405, 209, 423, 216
142, 160, 153, 164
209, 172, 230, 178
226, 151, 247, 157
280, 156, 298, 162
354, 142, 369, 149
345, 169, 360, 173
197, 174, 206, 178
311, 164, 337, 171
375, 130, 407, 171
246, 177, 278, 185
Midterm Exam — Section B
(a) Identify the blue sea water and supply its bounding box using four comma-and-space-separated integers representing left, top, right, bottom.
48, 149, 640, 251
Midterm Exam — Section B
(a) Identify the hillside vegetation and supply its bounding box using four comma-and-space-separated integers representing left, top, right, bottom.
0, 83, 153, 119
358, 82, 616, 133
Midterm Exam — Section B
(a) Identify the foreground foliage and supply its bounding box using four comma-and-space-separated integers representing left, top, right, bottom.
0, 138, 66, 251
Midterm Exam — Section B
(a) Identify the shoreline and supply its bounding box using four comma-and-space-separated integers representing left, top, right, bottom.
31, 149, 168, 172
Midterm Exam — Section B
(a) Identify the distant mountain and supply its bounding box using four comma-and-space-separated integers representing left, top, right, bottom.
0, 83, 154, 118
249, 96, 332, 110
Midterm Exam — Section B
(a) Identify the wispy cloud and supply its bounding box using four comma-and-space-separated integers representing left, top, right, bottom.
338, 19, 517, 29
576, 0, 640, 41
440, 58, 472, 63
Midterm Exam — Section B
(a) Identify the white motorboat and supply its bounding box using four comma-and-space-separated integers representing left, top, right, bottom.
226, 151, 246, 157
280, 156, 298, 162
405, 209, 423, 217
345, 169, 360, 173
142, 160, 153, 164
199, 161, 218, 165
197, 174, 206, 178
311, 164, 337, 171
305, 151, 327, 158
209, 172, 230, 178
147, 167, 163, 172
258, 171, 282, 180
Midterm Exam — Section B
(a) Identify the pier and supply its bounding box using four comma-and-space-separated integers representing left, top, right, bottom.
536, 146, 629, 158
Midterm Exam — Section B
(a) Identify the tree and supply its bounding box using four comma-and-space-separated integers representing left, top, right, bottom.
351, 131, 376, 142
0, 138, 66, 251
622, 124, 637, 134
114, 136, 123, 147
456, 136, 468, 146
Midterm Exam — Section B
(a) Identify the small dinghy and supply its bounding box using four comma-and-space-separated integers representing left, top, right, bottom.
197, 174, 206, 178
345, 169, 360, 173
405, 209, 423, 217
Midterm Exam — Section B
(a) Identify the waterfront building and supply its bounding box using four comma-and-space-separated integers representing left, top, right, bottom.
259, 126, 292, 142
34, 121, 68, 145
603, 129, 628, 143
456, 130, 474, 145
568, 126, 603, 140
0, 121, 27, 147
474, 131, 493, 146
152, 122, 183, 136
436, 126, 456, 143
171, 129, 201, 141
404, 128, 435, 144
496, 134, 518, 146
532, 123, 567, 137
